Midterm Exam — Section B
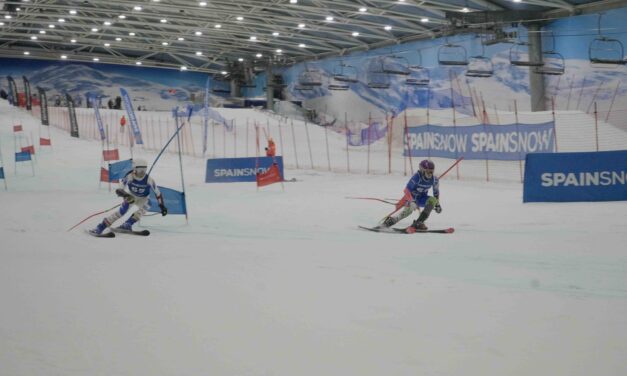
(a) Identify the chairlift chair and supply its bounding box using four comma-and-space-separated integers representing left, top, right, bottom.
438, 43, 468, 66
366, 57, 391, 89
211, 76, 231, 93
298, 67, 323, 87
466, 56, 494, 77
509, 42, 543, 67
332, 63, 358, 83
535, 51, 565, 75
405, 65, 430, 86
588, 13, 626, 65
381, 55, 411, 75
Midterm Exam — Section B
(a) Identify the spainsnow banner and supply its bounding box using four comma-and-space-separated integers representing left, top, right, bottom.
119, 87, 143, 144
205, 156, 284, 183
66, 93, 79, 138
37, 87, 49, 125
22, 76, 32, 110
523, 150, 627, 203
405, 122, 556, 161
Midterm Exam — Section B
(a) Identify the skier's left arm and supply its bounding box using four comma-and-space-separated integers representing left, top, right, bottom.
149, 177, 168, 216
433, 177, 442, 213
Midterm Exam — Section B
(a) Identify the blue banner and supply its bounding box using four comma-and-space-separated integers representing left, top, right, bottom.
206, 156, 284, 183
91, 96, 106, 140
147, 186, 187, 215
405, 122, 556, 161
347, 121, 387, 146
108, 159, 133, 181
203, 76, 210, 155
15, 151, 32, 162
119, 88, 143, 144
523, 150, 627, 203
0, 167, 4, 179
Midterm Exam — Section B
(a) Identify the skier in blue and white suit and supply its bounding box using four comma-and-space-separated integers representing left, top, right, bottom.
380, 159, 442, 231
90, 158, 167, 235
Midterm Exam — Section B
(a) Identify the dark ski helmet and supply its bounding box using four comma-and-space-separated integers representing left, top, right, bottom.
419, 159, 435, 172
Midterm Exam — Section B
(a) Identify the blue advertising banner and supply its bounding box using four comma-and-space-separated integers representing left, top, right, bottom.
91, 97, 106, 140
147, 186, 187, 215
205, 156, 284, 183
119, 87, 143, 144
523, 150, 627, 203
405, 122, 555, 161
15, 151, 32, 162
0, 166, 4, 179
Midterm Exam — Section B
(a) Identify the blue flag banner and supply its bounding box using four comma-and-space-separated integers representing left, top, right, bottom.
405, 122, 556, 161
203, 76, 210, 154
91, 97, 106, 140
147, 186, 187, 215
206, 156, 284, 183
108, 159, 133, 181
347, 121, 388, 146
0, 167, 4, 179
119, 88, 143, 144
15, 151, 32, 162
523, 150, 627, 203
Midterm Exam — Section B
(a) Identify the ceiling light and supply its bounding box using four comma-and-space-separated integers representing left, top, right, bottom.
326, 16, 334, 22
23, 51, 30, 55
180, 66, 187, 71
272, 32, 280, 36
104, 21, 112, 26
421, 18, 429, 23
236, 16, 244, 21
195, 31, 202, 35
152, 0, 160, 2
91, 28, 98, 32
299, 43, 306, 48
4, 15, 11, 19
384, 25, 392, 31
290, 0, 298, 3
238, 58, 244, 62
461, 7, 470, 12
177, 37, 185, 41
16, 7, 21, 11
118, 15, 126, 19
196, 51, 203, 56
221, 71, 228, 75
93, 58, 99, 61
129, 32, 136, 36
134, 6, 142, 11
160, 19, 167, 23
48, 24, 55, 28
115, 37, 122, 41
30, 36, 37, 40
136, 61, 142, 65
249, 36, 257, 41
70, 39, 76, 43
162, 42, 168, 46
256, 53, 262, 58
58, 18, 65, 23
39, 30, 46, 34
199, 2, 207, 6
104, 43, 111, 47
298, 23, 305, 28
359, 7, 367, 12
275, 49, 282, 53
69, 10, 77, 15
214, 24, 222, 28
61, 55, 67, 59
0, 22, 4, 26
352, 32, 360, 36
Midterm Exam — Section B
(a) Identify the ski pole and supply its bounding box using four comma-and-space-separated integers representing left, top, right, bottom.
67, 203, 121, 232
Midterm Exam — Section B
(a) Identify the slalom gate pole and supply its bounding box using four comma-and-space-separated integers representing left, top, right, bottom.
67, 203, 121, 232
146, 107, 189, 176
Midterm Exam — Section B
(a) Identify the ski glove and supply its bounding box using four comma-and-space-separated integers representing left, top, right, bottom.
435, 204, 442, 214
115, 188, 135, 203
159, 203, 168, 216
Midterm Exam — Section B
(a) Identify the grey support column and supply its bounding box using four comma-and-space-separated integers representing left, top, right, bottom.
230, 80, 241, 98
266, 60, 274, 110
528, 23, 546, 111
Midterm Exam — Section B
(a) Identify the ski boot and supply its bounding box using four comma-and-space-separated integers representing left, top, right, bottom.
90, 222, 107, 235
381, 216, 397, 228
118, 217, 137, 231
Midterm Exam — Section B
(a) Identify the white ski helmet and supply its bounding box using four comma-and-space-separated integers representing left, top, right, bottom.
133, 158, 148, 177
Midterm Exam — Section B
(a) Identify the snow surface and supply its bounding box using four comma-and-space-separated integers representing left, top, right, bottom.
1, 99, 626, 376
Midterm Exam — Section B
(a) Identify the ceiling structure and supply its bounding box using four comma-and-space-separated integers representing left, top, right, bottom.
0, 0, 625, 74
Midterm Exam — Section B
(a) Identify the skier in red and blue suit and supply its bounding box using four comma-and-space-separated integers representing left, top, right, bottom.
380, 159, 442, 232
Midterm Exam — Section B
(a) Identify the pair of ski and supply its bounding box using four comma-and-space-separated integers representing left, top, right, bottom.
87, 227, 150, 238
359, 225, 454, 234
